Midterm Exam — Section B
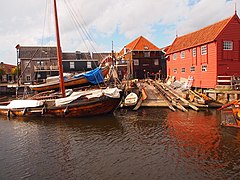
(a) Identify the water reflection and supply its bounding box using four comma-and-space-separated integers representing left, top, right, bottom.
1, 108, 240, 179
0, 115, 123, 179
166, 110, 224, 178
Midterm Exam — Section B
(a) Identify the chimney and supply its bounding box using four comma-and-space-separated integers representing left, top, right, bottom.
76, 51, 81, 59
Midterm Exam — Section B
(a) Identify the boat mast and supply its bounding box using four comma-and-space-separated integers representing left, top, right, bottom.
53, 0, 65, 97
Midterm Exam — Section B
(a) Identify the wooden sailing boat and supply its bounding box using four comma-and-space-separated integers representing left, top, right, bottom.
29, 66, 110, 92
218, 100, 240, 128
0, 87, 122, 118
0, 0, 123, 118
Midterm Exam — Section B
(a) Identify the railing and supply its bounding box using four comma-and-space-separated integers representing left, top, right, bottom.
217, 76, 232, 84
217, 76, 240, 90
34, 65, 58, 71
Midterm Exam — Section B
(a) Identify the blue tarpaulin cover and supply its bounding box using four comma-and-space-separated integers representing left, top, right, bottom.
73, 67, 104, 84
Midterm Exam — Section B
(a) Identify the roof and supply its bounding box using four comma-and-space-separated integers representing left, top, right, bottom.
19, 46, 92, 60
160, 45, 171, 54
119, 36, 160, 56
78, 52, 91, 59
62, 52, 76, 60
62, 52, 91, 60
166, 14, 238, 54
19, 46, 57, 59
0, 63, 16, 74
92, 52, 111, 61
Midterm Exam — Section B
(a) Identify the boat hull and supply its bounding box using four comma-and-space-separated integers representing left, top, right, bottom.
232, 107, 240, 126
46, 96, 121, 117
124, 92, 138, 107
221, 105, 240, 128
0, 96, 121, 118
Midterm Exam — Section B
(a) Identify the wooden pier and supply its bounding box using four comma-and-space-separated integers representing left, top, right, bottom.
141, 82, 168, 107
205, 90, 240, 104
138, 80, 199, 111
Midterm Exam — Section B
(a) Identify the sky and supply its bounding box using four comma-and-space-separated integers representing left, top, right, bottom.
0, 0, 238, 65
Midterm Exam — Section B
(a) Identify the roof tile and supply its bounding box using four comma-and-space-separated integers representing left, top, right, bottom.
119, 36, 160, 56
166, 15, 236, 54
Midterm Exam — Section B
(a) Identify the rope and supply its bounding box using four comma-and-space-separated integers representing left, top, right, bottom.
63, 0, 105, 63
62, 0, 111, 86
17, 49, 40, 84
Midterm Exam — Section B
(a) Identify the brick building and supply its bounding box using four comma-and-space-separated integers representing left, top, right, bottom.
0, 62, 16, 83
17, 46, 110, 84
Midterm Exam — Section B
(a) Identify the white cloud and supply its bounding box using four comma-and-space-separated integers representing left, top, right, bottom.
177, 0, 235, 35
0, 0, 238, 64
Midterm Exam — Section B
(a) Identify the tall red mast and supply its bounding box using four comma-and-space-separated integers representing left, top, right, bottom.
53, 0, 65, 97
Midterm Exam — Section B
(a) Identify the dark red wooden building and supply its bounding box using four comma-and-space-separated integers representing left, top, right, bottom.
117, 36, 166, 80
166, 13, 240, 89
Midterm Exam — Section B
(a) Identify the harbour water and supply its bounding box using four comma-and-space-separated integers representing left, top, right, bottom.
0, 108, 240, 179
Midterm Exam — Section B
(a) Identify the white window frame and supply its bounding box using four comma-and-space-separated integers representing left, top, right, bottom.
70, 62, 75, 69
192, 48, 196, 57
154, 59, 159, 65
173, 68, 177, 74
180, 51, 185, 59
223, 41, 233, 50
190, 66, 195, 72
173, 53, 177, 60
144, 51, 150, 57
87, 62, 92, 69
134, 59, 139, 66
26, 75, 31, 81
201, 65, 207, 72
181, 68, 186, 73
201, 45, 207, 55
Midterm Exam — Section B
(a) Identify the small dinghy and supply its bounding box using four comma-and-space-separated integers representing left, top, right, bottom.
124, 92, 138, 107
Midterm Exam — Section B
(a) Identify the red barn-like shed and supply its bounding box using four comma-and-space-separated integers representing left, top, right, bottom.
166, 14, 240, 89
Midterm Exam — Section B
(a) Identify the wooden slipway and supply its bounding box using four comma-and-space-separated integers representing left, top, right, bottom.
141, 82, 168, 107
139, 80, 199, 112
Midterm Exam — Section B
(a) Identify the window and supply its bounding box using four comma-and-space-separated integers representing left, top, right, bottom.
192, 48, 196, 57
223, 41, 233, 50
173, 68, 177, 73
180, 51, 185, 58
70, 62, 75, 69
134, 59, 139, 66
87, 62, 92, 69
201, 65, 207, 72
144, 51, 150, 57
154, 59, 159, 65
181, 68, 186, 73
37, 61, 44, 67
173, 53, 177, 60
201, 45, 207, 55
26, 75, 31, 81
190, 66, 195, 72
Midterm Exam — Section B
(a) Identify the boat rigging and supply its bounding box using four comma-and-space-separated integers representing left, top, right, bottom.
0, 0, 123, 118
